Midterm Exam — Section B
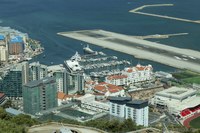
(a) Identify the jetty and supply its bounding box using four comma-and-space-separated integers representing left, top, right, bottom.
58, 29, 200, 73
129, 4, 200, 24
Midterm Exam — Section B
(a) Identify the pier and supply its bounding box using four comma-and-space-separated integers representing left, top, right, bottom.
58, 29, 200, 73
129, 4, 200, 24
132, 33, 188, 40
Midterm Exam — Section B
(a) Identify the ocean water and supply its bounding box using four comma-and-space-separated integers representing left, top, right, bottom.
0, 0, 199, 72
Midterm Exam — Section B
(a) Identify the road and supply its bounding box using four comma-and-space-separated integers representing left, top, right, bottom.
28, 123, 106, 133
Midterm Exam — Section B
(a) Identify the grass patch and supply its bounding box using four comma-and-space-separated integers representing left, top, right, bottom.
182, 76, 200, 84
190, 116, 200, 129
173, 71, 200, 79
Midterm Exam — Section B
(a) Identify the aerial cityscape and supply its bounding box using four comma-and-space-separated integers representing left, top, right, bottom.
0, 0, 200, 133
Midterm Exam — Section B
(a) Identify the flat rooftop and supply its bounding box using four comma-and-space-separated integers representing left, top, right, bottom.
58, 29, 200, 73
155, 87, 197, 100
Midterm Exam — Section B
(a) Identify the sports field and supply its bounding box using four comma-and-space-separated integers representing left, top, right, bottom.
190, 116, 200, 129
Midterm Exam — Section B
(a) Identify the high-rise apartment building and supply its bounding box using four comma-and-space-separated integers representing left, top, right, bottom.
23, 77, 57, 115
48, 65, 67, 93
0, 64, 23, 97
109, 97, 149, 127
29, 62, 47, 81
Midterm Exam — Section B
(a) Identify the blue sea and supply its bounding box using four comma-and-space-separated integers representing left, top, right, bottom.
0, 0, 199, 72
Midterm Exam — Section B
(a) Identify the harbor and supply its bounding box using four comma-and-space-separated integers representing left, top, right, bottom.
58, 29, 200, 73
65, 49, 131, 78
129, 4, 200, 24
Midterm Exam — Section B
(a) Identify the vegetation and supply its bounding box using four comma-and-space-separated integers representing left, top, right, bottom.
172, 70, 200, 79
0, 107, 40, 133
58, 117, 141, 133
172, 70, 200, 84
182, 76, 200, 84
83, 118, 142, 133
190, 117, 200, 129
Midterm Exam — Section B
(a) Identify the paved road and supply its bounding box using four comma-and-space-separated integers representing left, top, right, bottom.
28, 123, 106, 133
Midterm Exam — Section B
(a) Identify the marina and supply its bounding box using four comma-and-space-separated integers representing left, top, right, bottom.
129, 4, 200, 24
64, 48, 131, 77
58, 29, 200, 73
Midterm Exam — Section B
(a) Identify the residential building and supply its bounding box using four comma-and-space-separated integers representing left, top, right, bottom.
93, 82, 125, 97
23, 77, 57, 115
109, 97, 149, 127
125, 100, 149, 127
105, 75, 128, 86
0, 46, 8, 62
22, 61, 29, 85
48, 64, 67, 93
122, 64, 153, 85
29, 62, 48, 81
0, 64, 23, 97
66, 72, 84, 94
0, 35, 6, 45
75, 94, 109, 112
64, 52, 85, 94
8, 36, 24, 55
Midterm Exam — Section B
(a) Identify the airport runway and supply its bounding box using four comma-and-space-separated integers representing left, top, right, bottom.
58, 30, 200, 73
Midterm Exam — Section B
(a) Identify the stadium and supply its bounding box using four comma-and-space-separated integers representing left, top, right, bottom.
151, 87, 200, 128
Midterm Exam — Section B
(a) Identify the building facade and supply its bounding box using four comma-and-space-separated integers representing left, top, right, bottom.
109, 97, 149, 127
29, 62, 48, 81
105, 64, 153, 86
8, 36, 24, 55
0, 46, 8, 62
23, 77, 57, 115
66, 72, 84, 94
0, 65, 23, 97
48, 65, 67, 93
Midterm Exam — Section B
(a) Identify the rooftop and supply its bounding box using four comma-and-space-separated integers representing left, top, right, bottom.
108, 96, 131, 101
10, 36, 23, 43
24, 77, 55, 88
107, 75, 128, 80
0, 35, 5, 40
47, 64, 65, 72
30, 62, 47, 69
94, 82, 124, 94
5, 107, 24, 116
124, 64, 153, 73
127, 99, 148, 105
156, 86, 197, 100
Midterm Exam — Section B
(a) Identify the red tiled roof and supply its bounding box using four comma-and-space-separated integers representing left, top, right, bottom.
57, 92, 65, 100
58, 92, 82, 100
107, 75, 128, 80
94, 82, 124, 94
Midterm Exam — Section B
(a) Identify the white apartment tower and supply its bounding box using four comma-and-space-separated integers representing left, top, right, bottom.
47, 65, 67, 93
109, 97, 149, 127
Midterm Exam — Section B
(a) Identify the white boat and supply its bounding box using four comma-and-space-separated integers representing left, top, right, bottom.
98, 51, 106, 56
83, 44, 95, 54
